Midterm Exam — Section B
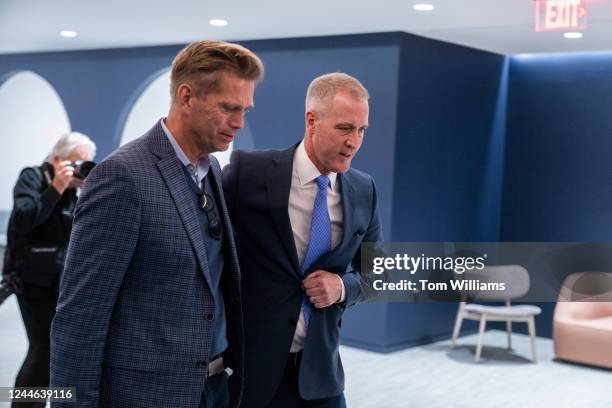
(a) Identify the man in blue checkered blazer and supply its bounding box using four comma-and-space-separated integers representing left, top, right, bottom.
50, 40, 264, 408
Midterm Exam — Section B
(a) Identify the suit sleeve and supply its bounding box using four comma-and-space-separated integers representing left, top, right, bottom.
50, 158, 141, 407
221, 150, 244, 406
340, 177, 383, 307
222, 150, 241, 220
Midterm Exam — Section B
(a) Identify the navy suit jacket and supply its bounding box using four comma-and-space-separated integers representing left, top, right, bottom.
222, 145, 383, 406
50, 121, 244, 407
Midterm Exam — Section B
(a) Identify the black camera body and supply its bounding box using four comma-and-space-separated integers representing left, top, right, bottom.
70, 160, 96, 179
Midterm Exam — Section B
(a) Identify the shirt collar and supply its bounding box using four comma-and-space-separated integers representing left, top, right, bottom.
294, 140, 337, 188
161, 118, 210, 182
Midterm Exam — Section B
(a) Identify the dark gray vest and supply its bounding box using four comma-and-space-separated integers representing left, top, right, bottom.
181, 165, 227, 356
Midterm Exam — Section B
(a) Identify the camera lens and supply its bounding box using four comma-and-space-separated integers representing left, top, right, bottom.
71, 160, 96, 179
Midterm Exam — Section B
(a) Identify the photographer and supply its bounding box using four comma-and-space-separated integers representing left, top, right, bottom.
2, 132, 95, 406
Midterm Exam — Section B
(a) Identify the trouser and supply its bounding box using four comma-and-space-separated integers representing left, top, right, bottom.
200, 371, 230, 408
13, 293, 57, 408
266, 352, 346, 408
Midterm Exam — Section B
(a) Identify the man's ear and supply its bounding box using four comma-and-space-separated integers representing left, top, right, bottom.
176, 83, 194, 110
306, 111, 317, 131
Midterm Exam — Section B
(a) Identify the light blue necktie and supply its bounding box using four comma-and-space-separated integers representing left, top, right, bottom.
301, 175, 331, 326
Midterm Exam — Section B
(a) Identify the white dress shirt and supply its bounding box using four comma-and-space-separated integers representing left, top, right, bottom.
289, 141, 345, 353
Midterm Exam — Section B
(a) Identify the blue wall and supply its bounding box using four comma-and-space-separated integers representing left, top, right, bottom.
392, 35, 506, 243
503, 52, 612, 242
359, 34, 506, 351
499, 52, 612, 338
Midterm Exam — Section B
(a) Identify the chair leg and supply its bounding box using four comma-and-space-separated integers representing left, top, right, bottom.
451, 311, 464, 348
475, 314, 487, 363
506, 321, 512, 350
527, 316, 537, 363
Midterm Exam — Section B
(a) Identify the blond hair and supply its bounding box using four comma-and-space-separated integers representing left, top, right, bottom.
170, 40, 264, 101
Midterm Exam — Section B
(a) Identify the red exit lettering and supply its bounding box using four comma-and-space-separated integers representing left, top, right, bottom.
535, 0, 588, 32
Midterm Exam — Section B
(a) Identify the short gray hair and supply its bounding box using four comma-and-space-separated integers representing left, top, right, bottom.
46, 132, 96, 161
305, 72, 369, 114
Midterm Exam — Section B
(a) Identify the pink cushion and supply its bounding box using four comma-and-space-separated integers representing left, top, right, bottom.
554, 320, 612, 368
553, 272, 612, 369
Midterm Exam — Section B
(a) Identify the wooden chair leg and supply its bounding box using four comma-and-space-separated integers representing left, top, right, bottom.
506, 321, 512, 350
527, 316, 537, 363
475, 314, 487, 363
451, 310, 464, 348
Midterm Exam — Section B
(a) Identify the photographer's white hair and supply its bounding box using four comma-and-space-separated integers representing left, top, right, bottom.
46, 132, 96, 161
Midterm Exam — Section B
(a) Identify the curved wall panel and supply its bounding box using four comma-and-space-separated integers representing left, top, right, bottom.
0, 71, 70, 213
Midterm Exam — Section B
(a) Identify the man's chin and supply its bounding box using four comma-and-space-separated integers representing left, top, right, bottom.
332, 165, 351, 174
216, 142, 231, 152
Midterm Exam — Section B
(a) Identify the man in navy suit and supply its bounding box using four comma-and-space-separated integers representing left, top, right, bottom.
223, 73, 383, 407
50, 40, 263, 408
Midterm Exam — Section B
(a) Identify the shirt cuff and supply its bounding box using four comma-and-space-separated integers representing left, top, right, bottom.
335, 274, 346, 303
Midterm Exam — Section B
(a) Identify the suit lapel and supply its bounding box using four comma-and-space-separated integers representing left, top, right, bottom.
149, 121, 213, 289
208, 157, 240, 278
266, 147, 301, 277
338, 171, 355, 248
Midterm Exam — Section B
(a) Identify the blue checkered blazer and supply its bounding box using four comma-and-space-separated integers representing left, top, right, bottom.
50, 121, 244, 407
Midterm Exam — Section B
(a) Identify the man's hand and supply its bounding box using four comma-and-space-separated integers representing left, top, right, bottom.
68, 177, 85, 189
51, 161, 75, 194
303, 270, 342, 309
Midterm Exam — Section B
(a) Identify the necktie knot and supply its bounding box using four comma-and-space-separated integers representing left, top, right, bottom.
315, 175, 329, 191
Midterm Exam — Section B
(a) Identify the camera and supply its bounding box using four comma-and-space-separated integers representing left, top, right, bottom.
70, 160, 96, 179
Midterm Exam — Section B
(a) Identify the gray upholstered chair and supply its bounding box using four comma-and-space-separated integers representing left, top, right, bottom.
451, 265, 541, 363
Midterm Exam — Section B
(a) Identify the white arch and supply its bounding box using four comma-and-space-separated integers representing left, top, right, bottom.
0, 71, 71, 213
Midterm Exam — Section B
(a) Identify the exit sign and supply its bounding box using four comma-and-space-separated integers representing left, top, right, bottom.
535, 0, 588, 32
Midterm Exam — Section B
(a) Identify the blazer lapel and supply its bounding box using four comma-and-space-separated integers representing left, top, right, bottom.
149, 122, 213, 289
266, 146, 301, 277
338, 171, 356, 249
208, 157, 240, 278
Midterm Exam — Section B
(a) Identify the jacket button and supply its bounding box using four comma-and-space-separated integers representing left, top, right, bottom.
206, 314, 214, 320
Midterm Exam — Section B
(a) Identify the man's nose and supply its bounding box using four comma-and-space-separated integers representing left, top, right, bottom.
345, 131, 360, 149
229, 112, 245, 129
